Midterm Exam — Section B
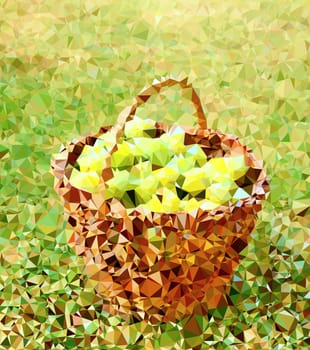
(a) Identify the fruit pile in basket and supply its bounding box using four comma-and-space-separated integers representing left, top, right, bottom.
51, 77, 269, 323
71, 115, 251, 213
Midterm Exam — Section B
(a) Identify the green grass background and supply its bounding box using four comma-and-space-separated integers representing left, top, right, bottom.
0, 0, 309, 349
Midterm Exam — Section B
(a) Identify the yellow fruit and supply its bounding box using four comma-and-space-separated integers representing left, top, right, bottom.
124, 116, 156, 138
133, 138, 172, 166
208, 156, 248, 181
105, 170, 131, 198
224, 156, 248, 180
153, 166, 179, 186
70, 169, 100, 193
205, 182, 232, 203
111, 142, 135, 169
135, 174, 159, 203
162, 188, 181, 212
130, 160, 152, 179
160, 132, 186, 154
182, 167, 209, 193
96, 131, 117, 151
180, 198, 200, 212
168, 155, 195, 173
145, 194, 163, 212
185, 144, 207, 167
79, 149, 109, 173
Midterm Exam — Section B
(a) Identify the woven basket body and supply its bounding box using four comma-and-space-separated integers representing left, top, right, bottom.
52, 78, 269, 323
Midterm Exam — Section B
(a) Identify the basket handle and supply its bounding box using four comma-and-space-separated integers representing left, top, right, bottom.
117, 77, 207, 129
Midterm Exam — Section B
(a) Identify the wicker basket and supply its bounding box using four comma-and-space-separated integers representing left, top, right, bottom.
51, 77, 269, 323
